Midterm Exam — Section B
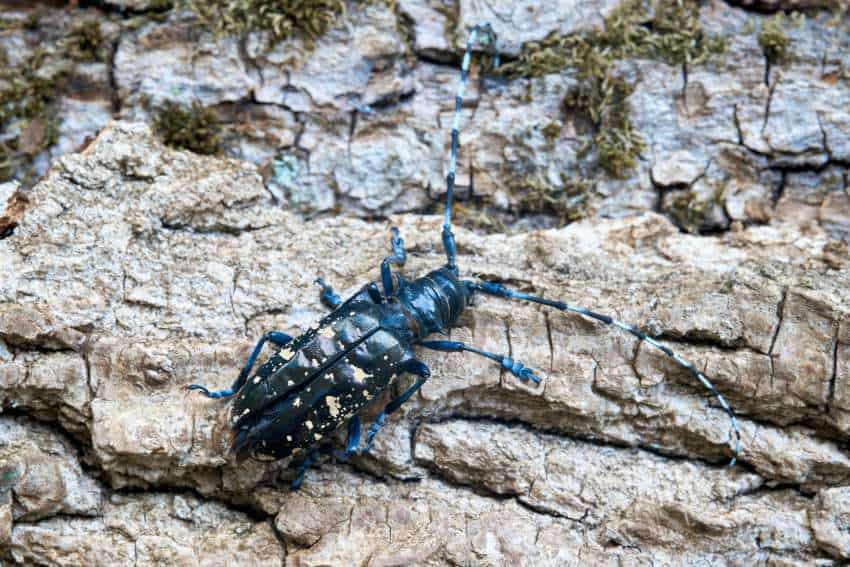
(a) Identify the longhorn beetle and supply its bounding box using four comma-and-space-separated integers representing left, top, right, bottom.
188, 24, 741, 489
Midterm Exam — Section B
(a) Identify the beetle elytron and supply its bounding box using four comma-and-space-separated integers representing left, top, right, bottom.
189, 24, 741, 489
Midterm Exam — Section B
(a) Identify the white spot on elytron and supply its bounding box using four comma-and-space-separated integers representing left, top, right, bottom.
287, 380, 294, 386
313, 433, 322, 440
348, 312, 354, 316
326, 396, 341, 418
253, 375, 261, 384
320, 326, 335, 338
383, 355, 388, 360
293, 397, 301, 407
310, 357, 319, 367
352, 366, 369, 383
286, 435, 292, 442
280, 348, 294, 358
305, 420, 314, 430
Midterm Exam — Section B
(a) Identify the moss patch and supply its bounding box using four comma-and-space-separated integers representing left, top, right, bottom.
0, 50, 67, 183
186, 0, 346, 44
498, 0, 725, 178
153, 101, 222, 155
514, 175, 591, 222
758, 13, 790, 64
65, 20, 106, 63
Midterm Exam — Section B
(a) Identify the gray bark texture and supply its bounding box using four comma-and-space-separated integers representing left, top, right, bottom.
1, 0, 850, 565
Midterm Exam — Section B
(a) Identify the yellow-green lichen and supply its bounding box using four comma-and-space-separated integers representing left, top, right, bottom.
153, 101, 222, 155
758, 13, 791, 64
186, 0, 346, 44
498, 0, 725, 178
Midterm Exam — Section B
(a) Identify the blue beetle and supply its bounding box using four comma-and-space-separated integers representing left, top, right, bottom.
189, 24, 741, 489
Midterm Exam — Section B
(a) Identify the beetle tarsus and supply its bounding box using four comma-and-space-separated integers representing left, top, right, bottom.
315, 277, 342, 308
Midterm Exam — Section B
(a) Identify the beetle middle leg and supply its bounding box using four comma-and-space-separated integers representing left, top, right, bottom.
361, 359, 430, 453
187, 331, 293, 398
290, 449, 322, 490
331, 416, 362, 463
419, 340, 541, 383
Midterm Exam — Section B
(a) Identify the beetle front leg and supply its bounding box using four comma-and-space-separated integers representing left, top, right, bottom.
188, 331, 293, 399
380, 227, 406, 297
315, 277, 342, 309
362, 359, 430, 454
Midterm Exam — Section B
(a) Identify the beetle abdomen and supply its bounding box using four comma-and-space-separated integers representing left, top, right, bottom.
230, 301, 413, 460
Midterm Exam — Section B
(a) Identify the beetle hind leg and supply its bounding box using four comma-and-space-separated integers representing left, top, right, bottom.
362, 359, 430, 454
188, 331, 293, 399
290, 449, 322, 490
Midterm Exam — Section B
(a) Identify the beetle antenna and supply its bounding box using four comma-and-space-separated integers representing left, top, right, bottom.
442, 23, 499, 273
470, 281, 743, 466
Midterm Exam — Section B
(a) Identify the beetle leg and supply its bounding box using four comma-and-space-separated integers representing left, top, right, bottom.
315, 277, 342, 308
380, 227, 407, 296
419, 340, 542, 384
468, 280, 742, 466
345, 416, 362, 455
333, 416, 362, 462
188, 331, 293, 399
362, 360, 430, 454
290, 449, 322, 490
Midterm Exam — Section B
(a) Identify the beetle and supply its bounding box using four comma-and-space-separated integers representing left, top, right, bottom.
188, 23, 741, 489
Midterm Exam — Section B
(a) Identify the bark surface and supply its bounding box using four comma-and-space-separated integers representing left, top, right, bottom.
1, 0, 849, 565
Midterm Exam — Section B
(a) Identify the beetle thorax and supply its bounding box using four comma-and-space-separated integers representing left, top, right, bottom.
397, 268, 469, 338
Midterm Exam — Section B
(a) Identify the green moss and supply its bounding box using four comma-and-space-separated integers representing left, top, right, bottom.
153, 101, 222, 155
66, 21, 106, 63
452, 199, 508, 233
758, 13, 790, 64
514, 175, 592, 222
497, 0, 724, 179
434, 2, 460, 48
0, 50, 66, 182
565, 75, 645, 178
542, 122, 562, 144
501, 0, 725, 80
0, 143, 12, 182
148, 0, 175, 10
186, 0, 346, 44
668, 191, 711, 232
